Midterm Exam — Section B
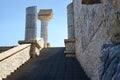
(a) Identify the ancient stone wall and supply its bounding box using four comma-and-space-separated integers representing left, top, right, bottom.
72, 0, 120, 80
73, 0, 120, 80
0, 44, 31, 80
99, 0, 120, 80
73, 1, 104, 79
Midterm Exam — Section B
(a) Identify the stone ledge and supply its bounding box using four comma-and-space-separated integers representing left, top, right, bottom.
64, 51, 75, 54
64, 51, 75, 57
0, 46, 17, 53
18, 38, 44, 58
0, 44, 31, 61
64, 39, 76, 43
18, 40, 40, 48
0, 44, 31, 80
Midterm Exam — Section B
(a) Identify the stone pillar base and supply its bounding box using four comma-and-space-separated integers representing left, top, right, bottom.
47, 43, 51, 47
64, 39, 75, 57
44, 42, 51, 48
18, 40, 41, 58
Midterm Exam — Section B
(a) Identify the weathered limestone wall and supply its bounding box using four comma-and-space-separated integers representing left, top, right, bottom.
64, 39, 75, 56
99, 0, 120, 80
73, 0, 105, 79
72, 0, 120, 80
18, 38, 44, 57
34, 38, 44, 56
0, 44, 31, 80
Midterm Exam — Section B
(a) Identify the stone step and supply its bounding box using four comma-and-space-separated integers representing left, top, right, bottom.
4, 47, 89, 80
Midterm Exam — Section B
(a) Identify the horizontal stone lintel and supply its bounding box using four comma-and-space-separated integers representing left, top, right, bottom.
18, 40, 41, 48
64, 39, 76, 43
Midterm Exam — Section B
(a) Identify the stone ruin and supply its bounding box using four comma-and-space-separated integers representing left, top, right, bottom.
64, 0, 120, 80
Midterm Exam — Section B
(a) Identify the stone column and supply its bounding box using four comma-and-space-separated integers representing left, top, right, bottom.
64, 3, 75, 57
41, 20, 48, 45
25, 6, 37, 42
38, 9, 53, 47
19, 6, 41, 58
67, 2, 75, 39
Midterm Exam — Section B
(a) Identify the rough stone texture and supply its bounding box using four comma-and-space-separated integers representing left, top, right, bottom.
31, 38, 44, 57
98, 0, 120, 80
25, 6, 37, 42
0, 46, 16, 53
64, 39, 75, 57
99, 42, 120, 80
74, 2, 103, 51
73, 2, 104, 79
0, 44, 31, 80
102, 0, 120, 39
71, 0, 120, 80
18, 38, 44, 57
73, 0, 105, 79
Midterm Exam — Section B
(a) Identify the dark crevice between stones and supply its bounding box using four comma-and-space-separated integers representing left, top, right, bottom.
82, 0, 101, 5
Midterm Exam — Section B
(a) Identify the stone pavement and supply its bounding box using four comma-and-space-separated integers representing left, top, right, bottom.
4, 47, 90, 80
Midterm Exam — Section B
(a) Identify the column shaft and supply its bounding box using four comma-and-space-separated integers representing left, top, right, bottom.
41, 20, 48, 47
67, 3, 75, 39
25, 6, 37, 42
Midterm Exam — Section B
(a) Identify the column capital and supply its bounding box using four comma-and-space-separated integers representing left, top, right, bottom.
38, 9, 53, 21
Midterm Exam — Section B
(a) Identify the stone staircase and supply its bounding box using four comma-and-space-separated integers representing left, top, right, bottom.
4, 47, 89, 80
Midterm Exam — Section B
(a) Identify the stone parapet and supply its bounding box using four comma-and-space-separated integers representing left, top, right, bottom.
0, 44, 31, 80
64, 39, 75, 57
18, 38, 44, 57
0, 46, 16, 53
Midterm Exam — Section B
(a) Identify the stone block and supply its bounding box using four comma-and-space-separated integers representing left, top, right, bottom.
64, 39, 75, 57
18, 38, 44, 57
38, 9, 53, 20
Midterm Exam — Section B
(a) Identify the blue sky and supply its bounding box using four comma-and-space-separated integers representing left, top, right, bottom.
0, 0, 72, 47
